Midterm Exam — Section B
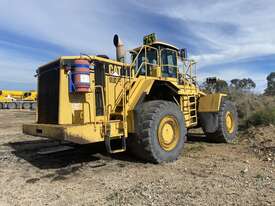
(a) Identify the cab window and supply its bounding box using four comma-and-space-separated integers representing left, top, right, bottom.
161, 49, 178, 78
136, 48, 157, 75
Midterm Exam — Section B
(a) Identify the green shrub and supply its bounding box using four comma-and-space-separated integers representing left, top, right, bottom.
248, 107, 275, 126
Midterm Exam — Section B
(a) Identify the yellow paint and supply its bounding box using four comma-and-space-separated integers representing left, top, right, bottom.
59, 68, 73, 124
157, 115, 180, 151
23, 120, 124, 144
0, 90, 37, 103
23, 91, 37, 101
23, 37, 227, 149
0, 95, 10, 102
0, 90, 25, 98
61, 56, 127, 67
198, 93, 226, 112
127, 77, 155, 111
225, 111, 234, 134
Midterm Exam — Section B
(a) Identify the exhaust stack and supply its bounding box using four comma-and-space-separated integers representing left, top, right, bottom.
113, 34, 126, 63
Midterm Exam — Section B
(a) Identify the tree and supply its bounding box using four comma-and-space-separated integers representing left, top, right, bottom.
242, 78, 256, 90
265, 72, 275, 95
230, 78, 256, 91
216, 79, 229, 93
230, 79, 241, 89
201, 77, 229, 93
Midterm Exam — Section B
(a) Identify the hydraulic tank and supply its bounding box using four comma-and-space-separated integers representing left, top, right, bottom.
71, 59, 90, 92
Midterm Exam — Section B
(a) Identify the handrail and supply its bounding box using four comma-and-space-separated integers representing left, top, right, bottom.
161, 64, 178, 68
129, 45, 146, 78
114, 80, 131, 107
182, 59, 197, 85
111, 45, 146, 96
122, 76, 127, 136
134, 62, 145, 78
129, 45, 159, 78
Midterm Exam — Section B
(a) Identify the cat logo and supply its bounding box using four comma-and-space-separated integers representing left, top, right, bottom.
109, 64, 121, 76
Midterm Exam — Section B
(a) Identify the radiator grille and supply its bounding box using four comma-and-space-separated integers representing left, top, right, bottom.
37, 60, 60, 124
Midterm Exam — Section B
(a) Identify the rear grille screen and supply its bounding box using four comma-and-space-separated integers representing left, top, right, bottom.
37, 60, 60, 124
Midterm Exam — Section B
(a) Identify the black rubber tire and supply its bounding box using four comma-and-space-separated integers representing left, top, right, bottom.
204, 100, 238, 143
22, 102, 31, 110
128, 100, 187, 163
31, 102, 37, 110
7, 102, 17, 109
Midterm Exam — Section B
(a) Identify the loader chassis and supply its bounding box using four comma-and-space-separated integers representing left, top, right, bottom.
23, 34, 238, 163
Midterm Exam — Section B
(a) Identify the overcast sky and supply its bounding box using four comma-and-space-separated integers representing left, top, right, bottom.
0, 0, 274, 92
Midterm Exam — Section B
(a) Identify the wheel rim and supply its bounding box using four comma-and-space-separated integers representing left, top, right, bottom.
157, 115, 180, 151
23, 103, 29, 109
225, 111, 234, 134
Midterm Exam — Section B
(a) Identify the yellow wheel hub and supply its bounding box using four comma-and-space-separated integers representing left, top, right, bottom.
225, 111, 234, 134
157, 116, 179, 151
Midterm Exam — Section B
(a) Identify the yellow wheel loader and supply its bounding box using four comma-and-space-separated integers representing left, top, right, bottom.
23, 34, 238, 163
0, 90, 37, 110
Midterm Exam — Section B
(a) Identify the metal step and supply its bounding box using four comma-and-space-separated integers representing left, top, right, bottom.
104, 135, 126, 154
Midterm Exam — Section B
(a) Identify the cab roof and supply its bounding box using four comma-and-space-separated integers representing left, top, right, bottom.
131, 41, 179, 52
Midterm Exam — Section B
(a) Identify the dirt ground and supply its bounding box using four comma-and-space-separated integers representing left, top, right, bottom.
0, 110, 274, 206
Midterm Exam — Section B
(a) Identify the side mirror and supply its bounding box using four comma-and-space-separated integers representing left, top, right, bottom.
179, 48, 187, 59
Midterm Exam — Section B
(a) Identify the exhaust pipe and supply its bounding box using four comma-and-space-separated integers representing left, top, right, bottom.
113, 34, 126, 63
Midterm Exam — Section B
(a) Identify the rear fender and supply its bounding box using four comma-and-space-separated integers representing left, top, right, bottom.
198, 93, 226, 112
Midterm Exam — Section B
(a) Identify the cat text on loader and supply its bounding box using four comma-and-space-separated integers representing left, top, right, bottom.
23, 33, 238, 163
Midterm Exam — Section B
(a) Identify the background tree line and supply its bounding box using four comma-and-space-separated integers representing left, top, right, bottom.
200, 72, 275, 128
201, 72, 275, 95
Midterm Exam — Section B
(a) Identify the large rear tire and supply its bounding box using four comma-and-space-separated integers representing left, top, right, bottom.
7, 102, 17, 109
31, 102, 37, 110
128, 100, 186, 163
203, 100, 238, 143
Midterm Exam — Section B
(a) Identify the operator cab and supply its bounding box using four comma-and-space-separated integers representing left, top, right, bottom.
130, 34, 180, 79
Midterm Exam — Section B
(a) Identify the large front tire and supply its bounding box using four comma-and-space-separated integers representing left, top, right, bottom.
129, 100, 186, 163
203, 100, 238, 143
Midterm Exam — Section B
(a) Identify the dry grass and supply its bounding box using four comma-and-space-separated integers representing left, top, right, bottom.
228, 91, 275, 128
